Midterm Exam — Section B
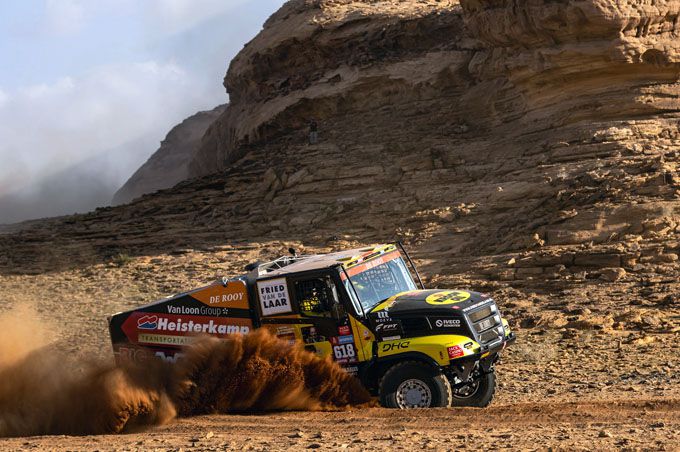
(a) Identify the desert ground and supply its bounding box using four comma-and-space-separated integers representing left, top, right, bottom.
0, 242, 678, 451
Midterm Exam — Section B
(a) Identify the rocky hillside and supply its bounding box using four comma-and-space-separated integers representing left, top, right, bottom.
112, 105, 227, 205
1, 0, 679, 306
1, 5, 678, 447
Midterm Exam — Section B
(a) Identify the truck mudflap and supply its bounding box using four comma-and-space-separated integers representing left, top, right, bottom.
109, 279, 254, 364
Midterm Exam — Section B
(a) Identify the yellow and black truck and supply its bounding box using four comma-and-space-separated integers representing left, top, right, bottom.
109, 243, 515, 408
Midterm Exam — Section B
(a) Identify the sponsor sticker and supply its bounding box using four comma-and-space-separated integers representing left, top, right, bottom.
276, 326, 295, 335
425, 290, 471, 305
338, 325, 351, 336
152, 316, 249, 334
373, 310, 394, 323
115, 346, 151, 363
139, 334, 193, 346
122, 313, 252, 344
372, 318, 404, 340
433, 318, 461, 328
375, 322, 401, 333
343, 366, 359, 375
190, 280, 249, 309
447, 345, 464, 359
137, 315, 158, 330
155, 351, 183, 364
343, 250, 401, 278
463, 301, 488, 313
381, 341, 410, 353
116, 348, 183, 365
257, 278, 292, 316
338, 335, 354, 345
166, 304, 223, 317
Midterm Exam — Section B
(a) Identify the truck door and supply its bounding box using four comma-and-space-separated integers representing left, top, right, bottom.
293, 276, 364, 367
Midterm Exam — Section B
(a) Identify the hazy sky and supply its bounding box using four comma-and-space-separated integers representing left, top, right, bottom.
0, 0, 284, 200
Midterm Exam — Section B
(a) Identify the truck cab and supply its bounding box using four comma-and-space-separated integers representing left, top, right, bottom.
249, 244, 515, 408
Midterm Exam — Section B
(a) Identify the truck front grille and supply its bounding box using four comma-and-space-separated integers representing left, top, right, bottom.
468, 302, 503, 347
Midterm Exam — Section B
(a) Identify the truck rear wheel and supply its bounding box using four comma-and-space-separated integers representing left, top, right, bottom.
451, 370, 496, 407
379, 361, 452, 408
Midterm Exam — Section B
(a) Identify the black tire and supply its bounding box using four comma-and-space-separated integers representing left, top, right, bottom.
451, 370, 496, 407
379, 361, 452, 409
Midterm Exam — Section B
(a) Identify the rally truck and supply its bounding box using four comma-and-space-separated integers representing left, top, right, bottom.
109, 243, 515, 408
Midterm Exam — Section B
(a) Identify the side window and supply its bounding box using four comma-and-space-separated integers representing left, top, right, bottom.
295, 278, 333, 317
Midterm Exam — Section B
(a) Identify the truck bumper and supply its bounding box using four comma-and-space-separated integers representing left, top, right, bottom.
444, 332, 515, 384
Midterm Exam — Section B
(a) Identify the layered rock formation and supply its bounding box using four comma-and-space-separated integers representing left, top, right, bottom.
1, 0, 679, 295
2, 4, 679, 438
189, 0, 466, 175
112, 105, 226, 205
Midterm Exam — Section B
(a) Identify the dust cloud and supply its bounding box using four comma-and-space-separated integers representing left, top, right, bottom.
0, 305, 175, 436
0, 307, 371, 437
173, 330, 372, 415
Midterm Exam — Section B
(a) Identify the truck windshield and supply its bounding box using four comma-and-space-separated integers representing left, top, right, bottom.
344, 255, 417, 312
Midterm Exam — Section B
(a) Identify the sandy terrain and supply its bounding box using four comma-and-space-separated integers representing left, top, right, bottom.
0, 243, 678, 450
3, 400, 679, 451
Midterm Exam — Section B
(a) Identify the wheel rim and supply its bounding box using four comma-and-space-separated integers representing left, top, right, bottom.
453, 379, 480, 399
395, 379, 432, 408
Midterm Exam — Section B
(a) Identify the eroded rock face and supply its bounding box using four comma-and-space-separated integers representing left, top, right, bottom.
1, 0, 679, 292
112, 105, 226, 205
188, 0, 466, 176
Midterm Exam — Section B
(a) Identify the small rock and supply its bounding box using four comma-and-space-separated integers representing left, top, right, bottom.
307, 443, 322, 449
205, 431, 214, 440
532, 233, 545, 246
600, 267, 626, 282
599, 430, 613, 438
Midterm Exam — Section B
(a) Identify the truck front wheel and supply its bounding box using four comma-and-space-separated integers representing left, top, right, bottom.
451, 370, 496, 407
379, 361, 452, 408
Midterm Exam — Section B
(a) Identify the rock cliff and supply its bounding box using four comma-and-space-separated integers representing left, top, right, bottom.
112, 105, 226, 205
2, 0, 679, 300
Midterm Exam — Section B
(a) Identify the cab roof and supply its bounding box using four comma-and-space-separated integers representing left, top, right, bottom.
255, 244, 398, 278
